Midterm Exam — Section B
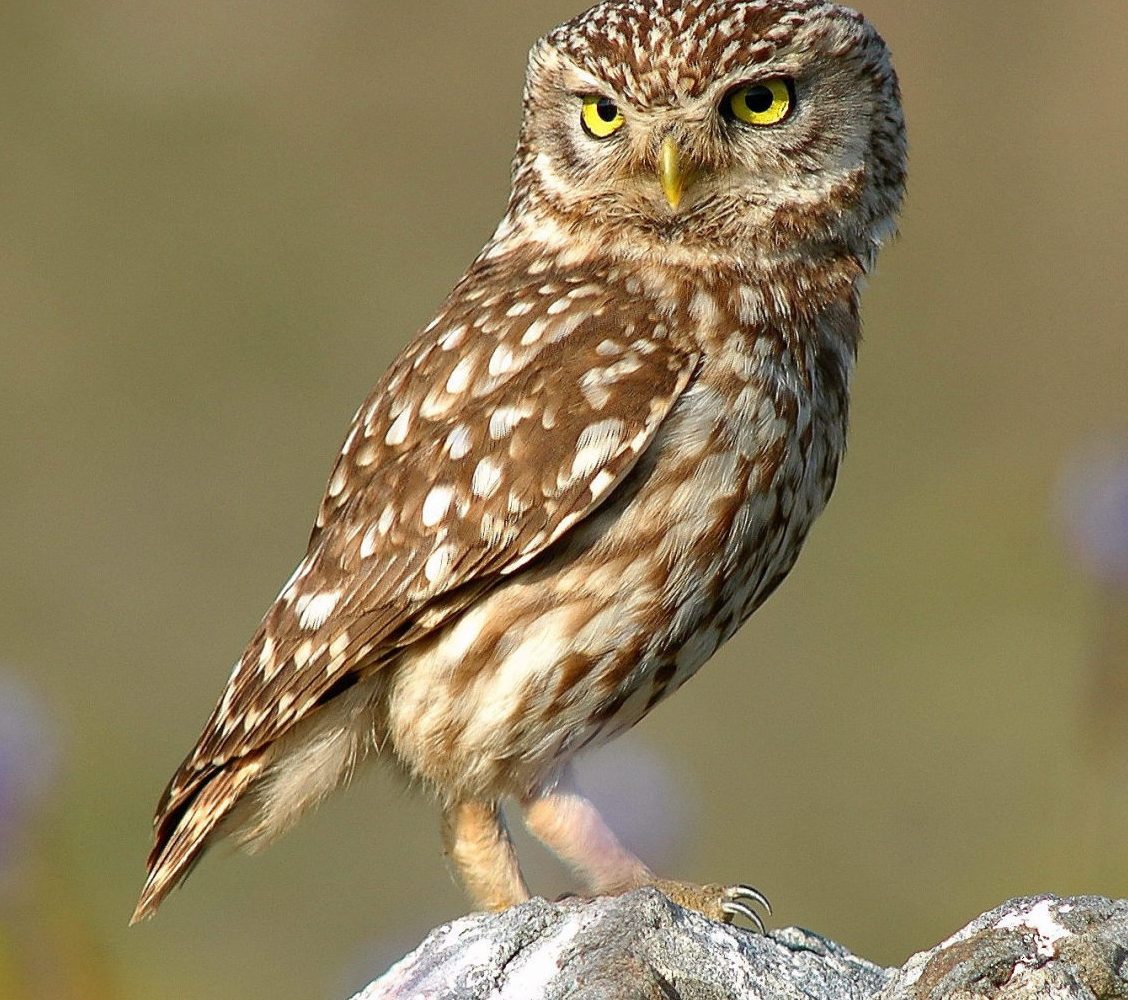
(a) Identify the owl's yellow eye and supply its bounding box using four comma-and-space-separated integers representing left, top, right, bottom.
581, 96, 625, 139
724, 79, 794, 127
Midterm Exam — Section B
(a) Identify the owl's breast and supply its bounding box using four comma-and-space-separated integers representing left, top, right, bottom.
594, 312, 855, 694
384, 305, 857, 797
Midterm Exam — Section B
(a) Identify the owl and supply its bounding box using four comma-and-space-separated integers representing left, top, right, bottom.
133, 0, 906, 927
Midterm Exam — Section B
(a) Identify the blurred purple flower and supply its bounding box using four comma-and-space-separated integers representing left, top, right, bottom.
0, 673, 56, 883
1058, 439, 1128, 590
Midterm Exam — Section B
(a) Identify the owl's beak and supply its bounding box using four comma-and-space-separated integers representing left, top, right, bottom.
658, 136, 692, 211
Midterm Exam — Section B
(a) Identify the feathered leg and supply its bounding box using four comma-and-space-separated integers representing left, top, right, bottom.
521, 766, 770, 931
442, 799, 529, 911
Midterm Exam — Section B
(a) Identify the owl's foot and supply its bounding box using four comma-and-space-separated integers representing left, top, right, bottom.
648, 879, 772, 932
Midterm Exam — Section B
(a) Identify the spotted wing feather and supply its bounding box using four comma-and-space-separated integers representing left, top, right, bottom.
155, 256, 699, 834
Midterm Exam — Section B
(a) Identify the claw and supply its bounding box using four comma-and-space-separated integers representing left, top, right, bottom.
728, 884, 772, 916
646, 878, 772, 931
721, 899, 766, 934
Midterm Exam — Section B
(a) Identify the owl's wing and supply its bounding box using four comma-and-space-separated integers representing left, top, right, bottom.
152, 259, 699, 846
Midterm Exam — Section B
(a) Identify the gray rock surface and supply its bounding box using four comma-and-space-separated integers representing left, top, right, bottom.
356, 890, 1128, 1000
881, 895, 1128, 1000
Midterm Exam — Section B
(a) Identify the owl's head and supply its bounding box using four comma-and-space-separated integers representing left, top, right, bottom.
508, 0, 906, 271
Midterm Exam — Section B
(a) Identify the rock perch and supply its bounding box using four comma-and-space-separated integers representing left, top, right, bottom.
356, 890, 1128, 999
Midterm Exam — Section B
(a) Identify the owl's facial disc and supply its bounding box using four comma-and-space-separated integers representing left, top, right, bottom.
655, 77, 792, 212
555, 64, 804, 218
512, 4, 907, 265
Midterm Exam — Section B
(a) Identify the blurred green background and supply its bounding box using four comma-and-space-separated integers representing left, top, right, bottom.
2, 2, 1126, 998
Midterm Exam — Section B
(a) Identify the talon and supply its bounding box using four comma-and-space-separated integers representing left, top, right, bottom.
727, 884, 772, 915
721, 899, 766, 934
646, 878, 772, 931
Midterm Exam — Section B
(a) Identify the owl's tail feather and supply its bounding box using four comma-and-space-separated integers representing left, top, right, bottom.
130, 752, 267, 924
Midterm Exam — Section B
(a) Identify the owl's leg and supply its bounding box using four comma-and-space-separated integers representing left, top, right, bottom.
441, 799, 530, 912
520, 766, 650, 894
521, 767, 770, 931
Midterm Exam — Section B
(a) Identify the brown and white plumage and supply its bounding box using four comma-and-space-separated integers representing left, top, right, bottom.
134, 0, 906, 924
